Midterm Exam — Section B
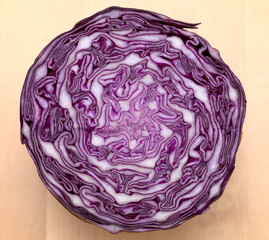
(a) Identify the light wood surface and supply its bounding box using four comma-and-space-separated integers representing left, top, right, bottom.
0, 0, 268, 239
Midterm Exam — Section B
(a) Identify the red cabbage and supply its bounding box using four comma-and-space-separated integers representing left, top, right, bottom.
20, 6, 246, 233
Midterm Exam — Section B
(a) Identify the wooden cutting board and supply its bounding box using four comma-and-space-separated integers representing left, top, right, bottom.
0, 0, 268, 239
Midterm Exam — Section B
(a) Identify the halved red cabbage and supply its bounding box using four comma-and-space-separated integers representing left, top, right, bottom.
20, 6, 246, 233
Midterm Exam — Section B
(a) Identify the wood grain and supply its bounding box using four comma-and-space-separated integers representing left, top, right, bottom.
0, 0, 268, 239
